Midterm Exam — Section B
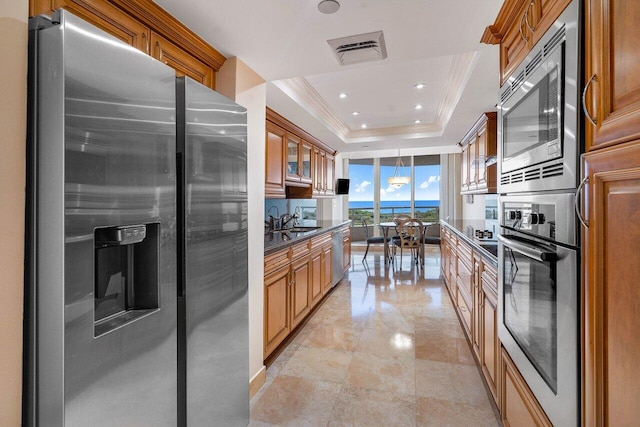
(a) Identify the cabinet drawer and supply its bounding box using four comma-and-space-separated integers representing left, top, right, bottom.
311, 231, 331, 249
291, 240, 311, 260
457, 255, 473, 297
482, 264, 498, 295
264, 248, 290, 276
457, 240, 472, 266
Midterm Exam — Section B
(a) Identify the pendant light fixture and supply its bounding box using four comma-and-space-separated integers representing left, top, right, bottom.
387, 151, 410, 188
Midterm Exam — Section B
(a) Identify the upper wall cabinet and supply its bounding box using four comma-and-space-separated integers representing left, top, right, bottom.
584, 0, 640, 152
266, 108, 337, 199
30, 0, 225, 90
481, 0, 572, 85
265, 121, 286, 199
460, 112, 497, 195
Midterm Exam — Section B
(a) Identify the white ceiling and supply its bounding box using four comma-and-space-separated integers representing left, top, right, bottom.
154, 0, 503, 155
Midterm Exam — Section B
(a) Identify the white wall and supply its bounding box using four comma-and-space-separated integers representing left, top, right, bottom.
0, 1, 28, 425
216, 58, 267, 384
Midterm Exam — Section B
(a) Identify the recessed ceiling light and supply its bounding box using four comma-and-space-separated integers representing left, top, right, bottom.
414, 119, 422, 124
352, 111, 360, 116
339, 92, 348, 99
415, 104, 423, 110
414, 83, 425, 89
318, 0, 340, 14
361, 124, 367, 129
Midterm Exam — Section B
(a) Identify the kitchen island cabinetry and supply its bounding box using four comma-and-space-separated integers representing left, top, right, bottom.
30, 0, 225, 89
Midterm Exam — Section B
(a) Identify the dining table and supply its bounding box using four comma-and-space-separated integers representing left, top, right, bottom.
377, 220, 434, 267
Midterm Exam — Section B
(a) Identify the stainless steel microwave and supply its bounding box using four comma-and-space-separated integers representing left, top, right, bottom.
497, 1, 580, 194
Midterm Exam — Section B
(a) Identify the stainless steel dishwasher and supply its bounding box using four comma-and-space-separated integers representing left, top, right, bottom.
331, 228, 344, 287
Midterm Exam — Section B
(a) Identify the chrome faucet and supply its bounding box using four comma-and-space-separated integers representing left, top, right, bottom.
266, 206, 280, 231
280, 213, 299, 229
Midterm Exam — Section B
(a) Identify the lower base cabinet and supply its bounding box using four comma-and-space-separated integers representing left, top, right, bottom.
500, 348, 552, 427
264, 263, 291, 358
290, 253, 311, 330
264, 227, 346, 360
481, 272, 499, 402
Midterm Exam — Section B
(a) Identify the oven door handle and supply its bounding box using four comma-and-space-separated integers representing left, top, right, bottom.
498, 235, 557, 262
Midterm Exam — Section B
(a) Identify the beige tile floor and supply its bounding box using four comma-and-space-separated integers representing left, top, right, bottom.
250, 245, 501, 427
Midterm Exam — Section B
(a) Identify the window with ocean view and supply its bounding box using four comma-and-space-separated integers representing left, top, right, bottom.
348, 155, 440, 237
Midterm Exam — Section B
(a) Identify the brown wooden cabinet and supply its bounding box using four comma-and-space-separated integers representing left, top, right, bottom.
290, 251, 311, 331
440, 224, 501, 412
265, 121, 286, 198
266, 108, 337, 199
309, 248, 323, 309
263, 227, 344, 360
30, 0, 225, 89
264, 247, 291, 358
460, 112, 497, 195
321, 243, 332, 296
480, 264, 499, 403
285, 135, 313, 184
481, 0, 572, 85
581, 1, 640, 424
150, 32, 213, 87
500, 348, 552, 427
584, 0, 640, 152
582, 140, 640, 426
325, 153, 335, 196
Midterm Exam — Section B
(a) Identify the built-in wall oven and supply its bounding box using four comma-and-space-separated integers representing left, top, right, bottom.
499, 192, 578, 426
497, 1, 581, 425
498, 0, 580, 194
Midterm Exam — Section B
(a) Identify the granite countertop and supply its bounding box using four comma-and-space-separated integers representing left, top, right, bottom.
440, 219, 498, 266
264, 220, 351, 255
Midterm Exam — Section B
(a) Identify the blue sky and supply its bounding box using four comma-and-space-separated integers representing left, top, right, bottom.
349, 163, 441, 202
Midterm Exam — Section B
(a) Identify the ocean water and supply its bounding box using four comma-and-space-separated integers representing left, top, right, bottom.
349, 200, 439, 211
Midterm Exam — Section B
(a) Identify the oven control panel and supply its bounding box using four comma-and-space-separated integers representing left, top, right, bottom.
502, 203, 556, 241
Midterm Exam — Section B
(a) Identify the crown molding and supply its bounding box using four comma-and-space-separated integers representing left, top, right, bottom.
273, 51, 479, 145
435, 51, 480, 131
272, 77, 350, 140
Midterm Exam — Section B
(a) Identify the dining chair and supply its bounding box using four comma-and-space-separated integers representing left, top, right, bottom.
361, 217, 390, 260
392, 218, 425, 268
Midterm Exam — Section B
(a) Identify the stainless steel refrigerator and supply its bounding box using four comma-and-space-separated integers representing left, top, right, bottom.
26, 10, 248, 426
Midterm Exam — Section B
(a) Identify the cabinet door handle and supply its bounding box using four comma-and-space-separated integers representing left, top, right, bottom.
141, 32, 149, 54
519, 13, 529, 43
524, 0, 535, 32
575, 176, 589, 229
582, 74, 598, 127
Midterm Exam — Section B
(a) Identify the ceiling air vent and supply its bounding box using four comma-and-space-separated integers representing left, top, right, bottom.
327, 31, 387, 66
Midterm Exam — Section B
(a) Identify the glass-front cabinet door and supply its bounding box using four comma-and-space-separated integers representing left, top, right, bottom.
300, 141, 312, 183
286, 134, 300, 181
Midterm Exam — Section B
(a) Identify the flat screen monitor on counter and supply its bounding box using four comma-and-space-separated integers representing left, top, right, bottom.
335, 178, 349, 195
